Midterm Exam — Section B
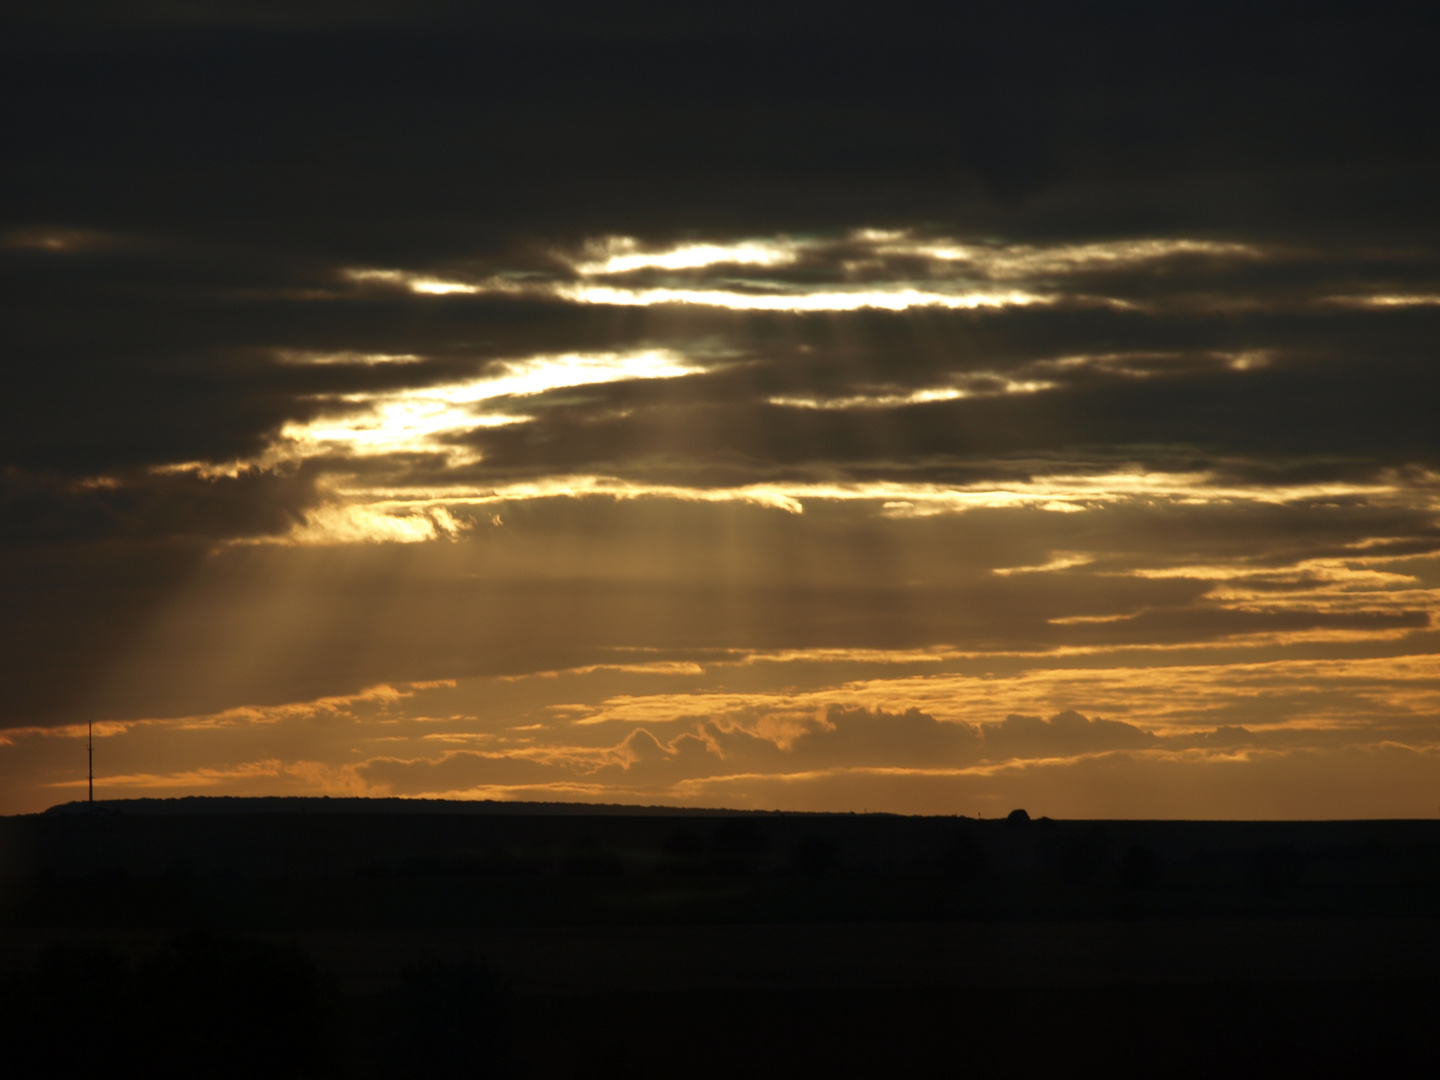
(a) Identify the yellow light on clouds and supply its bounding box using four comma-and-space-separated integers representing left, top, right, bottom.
278, 348, 703, 462
342, 230, 1265, 313
569, 236, 807, 274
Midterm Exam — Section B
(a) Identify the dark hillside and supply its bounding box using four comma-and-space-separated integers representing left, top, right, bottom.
4, 799, 1440, 1077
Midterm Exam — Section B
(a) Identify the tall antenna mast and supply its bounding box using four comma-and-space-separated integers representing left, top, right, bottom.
88, 720, 93, 803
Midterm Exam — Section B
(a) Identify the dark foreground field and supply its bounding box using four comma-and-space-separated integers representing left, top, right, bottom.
3, 798, 1439, 1077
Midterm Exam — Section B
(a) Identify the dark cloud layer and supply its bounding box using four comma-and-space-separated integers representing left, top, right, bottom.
8, 3, 1439, 235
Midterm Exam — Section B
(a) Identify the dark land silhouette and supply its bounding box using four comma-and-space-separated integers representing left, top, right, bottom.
3, 799, 1440, 1077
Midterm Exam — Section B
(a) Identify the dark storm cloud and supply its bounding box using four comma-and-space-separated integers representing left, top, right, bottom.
7, 2, 1439, 244
0, 464, 318, 543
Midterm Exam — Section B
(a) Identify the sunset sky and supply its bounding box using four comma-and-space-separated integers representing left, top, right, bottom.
3, 2, 1439, 817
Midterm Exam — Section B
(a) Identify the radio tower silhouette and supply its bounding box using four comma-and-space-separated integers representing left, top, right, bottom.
88, 720, 93, 803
